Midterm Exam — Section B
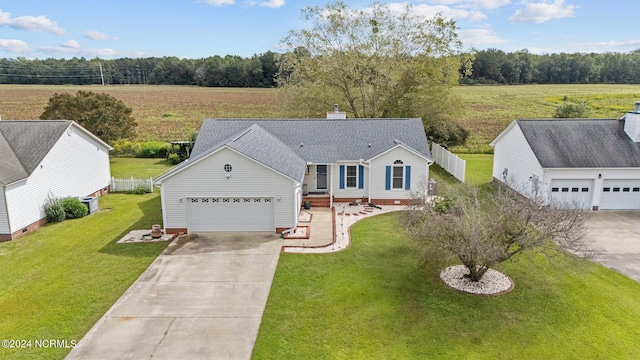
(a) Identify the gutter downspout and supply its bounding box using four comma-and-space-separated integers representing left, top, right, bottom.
282, 182, 302, 237
329, 164, 333, 208
358, 160, 371, 202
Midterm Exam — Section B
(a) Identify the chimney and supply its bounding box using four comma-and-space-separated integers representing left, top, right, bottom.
327, 104, 346, 120
623, 101, 640, 142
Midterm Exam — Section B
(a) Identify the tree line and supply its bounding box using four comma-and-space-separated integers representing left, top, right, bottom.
2, 48, 640, 87
0, 52, 278, 87
464, 48, 640, 85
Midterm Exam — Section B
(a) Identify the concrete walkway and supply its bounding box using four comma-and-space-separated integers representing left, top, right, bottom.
67, 232, 283, 360
284, 203, 406, 253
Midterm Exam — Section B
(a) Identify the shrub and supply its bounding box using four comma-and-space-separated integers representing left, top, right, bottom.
132, 184, 150, 195
167, 153, 182, 165
44, 196, 65, 223
60, 197, 88, 219
111, 140, 136, 157
133, 142, 171, 158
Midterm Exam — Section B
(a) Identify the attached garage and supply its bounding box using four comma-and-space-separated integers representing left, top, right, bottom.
600, 180, 640, 210
549, 179, 593, 209
188, 197, 274, 232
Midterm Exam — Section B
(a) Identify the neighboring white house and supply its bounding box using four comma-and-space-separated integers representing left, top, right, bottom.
154, 114, 433, 234
0, 120, 112, 241
491, 102, 640, 210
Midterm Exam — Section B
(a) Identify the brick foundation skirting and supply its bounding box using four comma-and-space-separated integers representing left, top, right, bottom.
332, 197, 369, 203
165, 228, 188, 235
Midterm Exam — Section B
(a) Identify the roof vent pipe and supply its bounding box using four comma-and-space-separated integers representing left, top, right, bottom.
635, 101, 640, 113
334, 104, 339, 113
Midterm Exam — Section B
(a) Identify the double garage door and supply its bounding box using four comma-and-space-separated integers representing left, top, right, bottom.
550, 179, 640, 210
600, 180, 640, 210
188, 197, 274, 232
550, 179, 593, 209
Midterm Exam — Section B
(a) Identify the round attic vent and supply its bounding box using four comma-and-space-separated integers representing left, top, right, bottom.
224, 164, 233, 173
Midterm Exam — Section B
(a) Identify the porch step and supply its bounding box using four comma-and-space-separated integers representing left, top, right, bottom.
303, 196, 331, 208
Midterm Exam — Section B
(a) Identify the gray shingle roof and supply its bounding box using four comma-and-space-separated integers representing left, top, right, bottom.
517, 118, 640, 168
192, 118, 431, 164
0, 120, 72, 185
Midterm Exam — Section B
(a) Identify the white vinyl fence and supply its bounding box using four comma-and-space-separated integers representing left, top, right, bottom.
431, 143, 466, 182
110, 177, 154, 193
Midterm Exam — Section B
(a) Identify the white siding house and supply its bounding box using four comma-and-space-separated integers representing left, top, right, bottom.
155, 117, 432, 234
491, 102, 640, 210
0, 121, 112, 241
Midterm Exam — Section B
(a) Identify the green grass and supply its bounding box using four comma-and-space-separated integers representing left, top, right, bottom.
109, 157, 174, 179
0, 159, 169, 359
459, 154, 494, 185
253, 213, 640, 360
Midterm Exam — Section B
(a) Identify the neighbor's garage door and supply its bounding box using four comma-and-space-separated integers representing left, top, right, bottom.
549, 179, 593, 209
188, 197, 274, 232
600, 180, 640, 210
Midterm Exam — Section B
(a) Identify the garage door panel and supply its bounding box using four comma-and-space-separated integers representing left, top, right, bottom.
549, 180, 592, 209
600, 180, 640, 210
188, 197, 274, 232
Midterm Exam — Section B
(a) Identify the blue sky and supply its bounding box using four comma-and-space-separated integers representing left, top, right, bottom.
0, 0, 638, 59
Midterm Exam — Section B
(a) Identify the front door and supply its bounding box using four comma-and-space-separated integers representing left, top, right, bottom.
316, 165, 327, 190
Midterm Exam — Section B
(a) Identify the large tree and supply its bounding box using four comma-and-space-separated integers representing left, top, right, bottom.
277, 1, 468, 147
403, 184, 588, 283
40, 90, 136, 144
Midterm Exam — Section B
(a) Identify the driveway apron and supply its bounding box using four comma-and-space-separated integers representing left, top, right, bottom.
67, 232, 283, 360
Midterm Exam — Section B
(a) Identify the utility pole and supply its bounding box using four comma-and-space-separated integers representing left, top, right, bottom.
99, 63, 105, 86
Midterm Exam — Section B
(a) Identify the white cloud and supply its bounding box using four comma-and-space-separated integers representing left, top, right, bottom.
0, 39, 30, 53
60, 40, 81, 49
386, 3, 486, 21
204, 0, 235, 5
83, 30, 116, 41
459, 28, 506, 46
566, 40, 640, 52
419, 0, 511, 10
255, 0, 285, 8
0, 9, 65, 34
508, 0, 577, 23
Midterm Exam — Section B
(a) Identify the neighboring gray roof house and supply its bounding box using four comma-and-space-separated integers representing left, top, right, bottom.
0, 120, 73, 185
516, 118, 640, 168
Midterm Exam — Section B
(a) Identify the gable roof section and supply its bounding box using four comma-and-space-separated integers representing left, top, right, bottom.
156, 124, 307, 183
0, 120, 72, 185
515, 118, 640, 168
191, 118, 431, 164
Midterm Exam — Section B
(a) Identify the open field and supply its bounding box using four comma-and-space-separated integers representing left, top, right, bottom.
254, 213, 640, 359
1, 84, 639, 152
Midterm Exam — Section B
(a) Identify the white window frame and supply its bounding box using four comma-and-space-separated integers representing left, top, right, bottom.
345, 165, 358, 189
392, 165, 404, 190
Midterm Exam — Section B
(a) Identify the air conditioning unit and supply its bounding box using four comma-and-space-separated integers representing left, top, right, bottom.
79, 197, 99, 214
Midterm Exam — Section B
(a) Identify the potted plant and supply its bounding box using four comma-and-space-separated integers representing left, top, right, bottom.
304, 201, 312, 210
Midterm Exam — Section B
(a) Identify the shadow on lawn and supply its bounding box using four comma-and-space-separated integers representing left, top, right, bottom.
98, 195, 169, 258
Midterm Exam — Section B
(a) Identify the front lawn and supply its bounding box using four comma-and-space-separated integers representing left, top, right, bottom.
253, 213, 640, 359
0, 157, 173, 359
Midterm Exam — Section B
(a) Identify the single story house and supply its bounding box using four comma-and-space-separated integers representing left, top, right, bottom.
154, 113, 432, 234
491, 102, 640, 210
0, 120, 112, 241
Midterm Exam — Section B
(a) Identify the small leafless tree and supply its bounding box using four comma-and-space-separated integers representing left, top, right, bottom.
403, 183, 588, 282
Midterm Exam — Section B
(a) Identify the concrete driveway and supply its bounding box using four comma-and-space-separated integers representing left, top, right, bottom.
585, 211, 640, 282
67, 232, 283, 360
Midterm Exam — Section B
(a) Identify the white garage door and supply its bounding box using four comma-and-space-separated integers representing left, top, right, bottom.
549, 179, 593, 209
600, 180, 640, 210
188, 197, 274, 232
